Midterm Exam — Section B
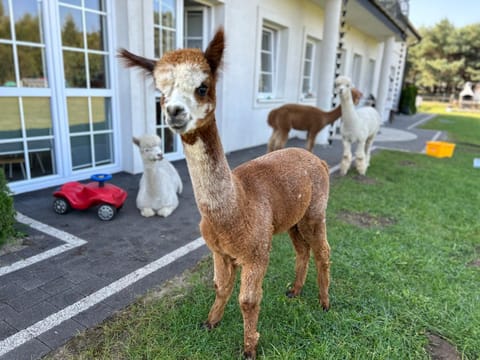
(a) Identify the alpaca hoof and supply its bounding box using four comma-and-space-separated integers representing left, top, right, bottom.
322, 304, 330, 312
201, 321, 217, 330
286, 289, 301, 298
243, 351, 256, 360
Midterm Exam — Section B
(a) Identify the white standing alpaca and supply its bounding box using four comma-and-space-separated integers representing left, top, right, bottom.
335, 76, 381, 176
133, 135, 183, 217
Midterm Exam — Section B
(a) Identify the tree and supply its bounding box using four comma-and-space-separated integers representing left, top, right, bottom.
405, 19, 480, 94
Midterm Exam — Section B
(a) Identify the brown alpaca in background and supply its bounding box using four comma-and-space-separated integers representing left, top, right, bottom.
119, 28, 331, 360
267, 88, 362, 152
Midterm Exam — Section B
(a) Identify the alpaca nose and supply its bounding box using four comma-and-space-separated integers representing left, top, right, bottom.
166, 105, 184, 118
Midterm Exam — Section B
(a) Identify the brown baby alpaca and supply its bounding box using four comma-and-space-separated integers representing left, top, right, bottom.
267, 88, 363, 152
119, 28, 331, 360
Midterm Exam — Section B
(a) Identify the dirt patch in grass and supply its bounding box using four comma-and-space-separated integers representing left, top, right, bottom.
399, 159, 416, 166
337, 210, 396, 229
467, 258, 480, 267
352, 174, 379, 185
425, 332, 461, 360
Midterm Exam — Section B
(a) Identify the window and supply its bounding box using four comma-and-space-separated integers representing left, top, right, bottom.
302, 38, 320, 99
153, 0, 179, 156
366, 58, 375, 96
184, 9, 204, 49
153, 0, 176, 58
59, 0, 114, 171
258, 26, 276, 97
352, 53, 362, 89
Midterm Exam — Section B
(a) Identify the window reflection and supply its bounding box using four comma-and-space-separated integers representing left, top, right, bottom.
67, 97, 89, 133
64, 50, 86, 87
0, 97, 21, 139
94, 133, 112, 165
71, 135, 92, 169
91, 97, 111, 131
85, 12, 105, 50
24, 97, 52, 137
60, 7, 84, 48
89, 53, 106, 88
0, 0, 12, 39
18, 46, 47, 87
84, 0, 104, 11
13, 0, 42, 43
28, 139, 55, 178
0, 43, 15, 86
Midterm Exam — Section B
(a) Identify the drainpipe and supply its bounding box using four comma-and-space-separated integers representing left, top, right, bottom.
376, 35, 395, 123
315, 0, 342, 144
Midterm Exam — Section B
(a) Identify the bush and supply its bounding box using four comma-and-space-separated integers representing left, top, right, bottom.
0, 169, 16, 247
399, 83, 418, 115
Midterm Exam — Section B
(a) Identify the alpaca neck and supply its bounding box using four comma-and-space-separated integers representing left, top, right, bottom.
340, 95, 358, 128
181, 117, 237, 216
143, 163, 160, 192
322, 104, 343, 125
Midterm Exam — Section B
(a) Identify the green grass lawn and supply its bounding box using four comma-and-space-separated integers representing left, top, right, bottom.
48, 110, 480, 359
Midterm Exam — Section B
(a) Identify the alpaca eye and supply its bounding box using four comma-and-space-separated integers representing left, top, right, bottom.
196, 84, 208, 97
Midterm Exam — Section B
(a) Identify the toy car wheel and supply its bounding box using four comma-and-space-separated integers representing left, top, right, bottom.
97, 204, 116, 221
53, 198, 70, 215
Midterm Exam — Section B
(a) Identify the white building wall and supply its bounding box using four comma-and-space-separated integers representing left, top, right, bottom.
220, 0, 325, 153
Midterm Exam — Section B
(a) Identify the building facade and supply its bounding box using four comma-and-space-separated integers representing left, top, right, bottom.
0, 0, 419, 194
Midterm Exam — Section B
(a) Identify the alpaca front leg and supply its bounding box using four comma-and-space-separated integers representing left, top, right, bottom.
205, 252, 237, 329
306, 131, 317, 152
340, 139, 352, 176
140, 208, 155, 217
239, 263, 268, 360
355, 140, 367, 175
286, 226, 310, 297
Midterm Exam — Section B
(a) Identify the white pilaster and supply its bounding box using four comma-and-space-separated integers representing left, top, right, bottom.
376, 36, 396, 123
315, 0, 342, 144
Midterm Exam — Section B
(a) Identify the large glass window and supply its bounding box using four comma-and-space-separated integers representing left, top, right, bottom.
59, 0, 114, 171
0, 0, 55, 182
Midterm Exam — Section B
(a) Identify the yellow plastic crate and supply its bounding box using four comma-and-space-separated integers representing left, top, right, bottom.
425, 141, 456, 158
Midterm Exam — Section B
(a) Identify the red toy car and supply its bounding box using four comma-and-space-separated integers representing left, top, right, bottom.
53, 174, 127, 221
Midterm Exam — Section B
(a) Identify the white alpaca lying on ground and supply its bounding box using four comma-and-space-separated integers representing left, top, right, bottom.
335, 76, 381, 176
133, 134, 183, 217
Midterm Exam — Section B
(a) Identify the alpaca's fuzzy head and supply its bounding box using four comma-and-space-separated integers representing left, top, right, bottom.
335, 76, 353, 100
133, 135, 163, 162
119, 28, 225, 135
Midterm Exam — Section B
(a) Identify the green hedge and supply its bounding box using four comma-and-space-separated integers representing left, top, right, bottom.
0, 169, 16, 247
399, 83, 418, 115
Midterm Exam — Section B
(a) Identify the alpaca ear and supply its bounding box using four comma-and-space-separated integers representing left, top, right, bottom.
132, 137, 140, 146
204, 27, 224, 76
118, 48, 156, 75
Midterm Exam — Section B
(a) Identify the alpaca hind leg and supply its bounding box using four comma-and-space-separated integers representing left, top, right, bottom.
299, 217, 330, 311
239, 262, 268, 360
355, 140, 367, 175
267, 131, 277, 152
340, 139, 352, 176
364, 135, 375, 168
286, 225, 311, 297
205, 252, 237, 329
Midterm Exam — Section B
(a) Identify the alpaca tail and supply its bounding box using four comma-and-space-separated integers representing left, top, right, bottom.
267, 109, 277, 128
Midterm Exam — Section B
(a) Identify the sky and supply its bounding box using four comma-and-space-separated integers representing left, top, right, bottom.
409, 0, 480, 28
